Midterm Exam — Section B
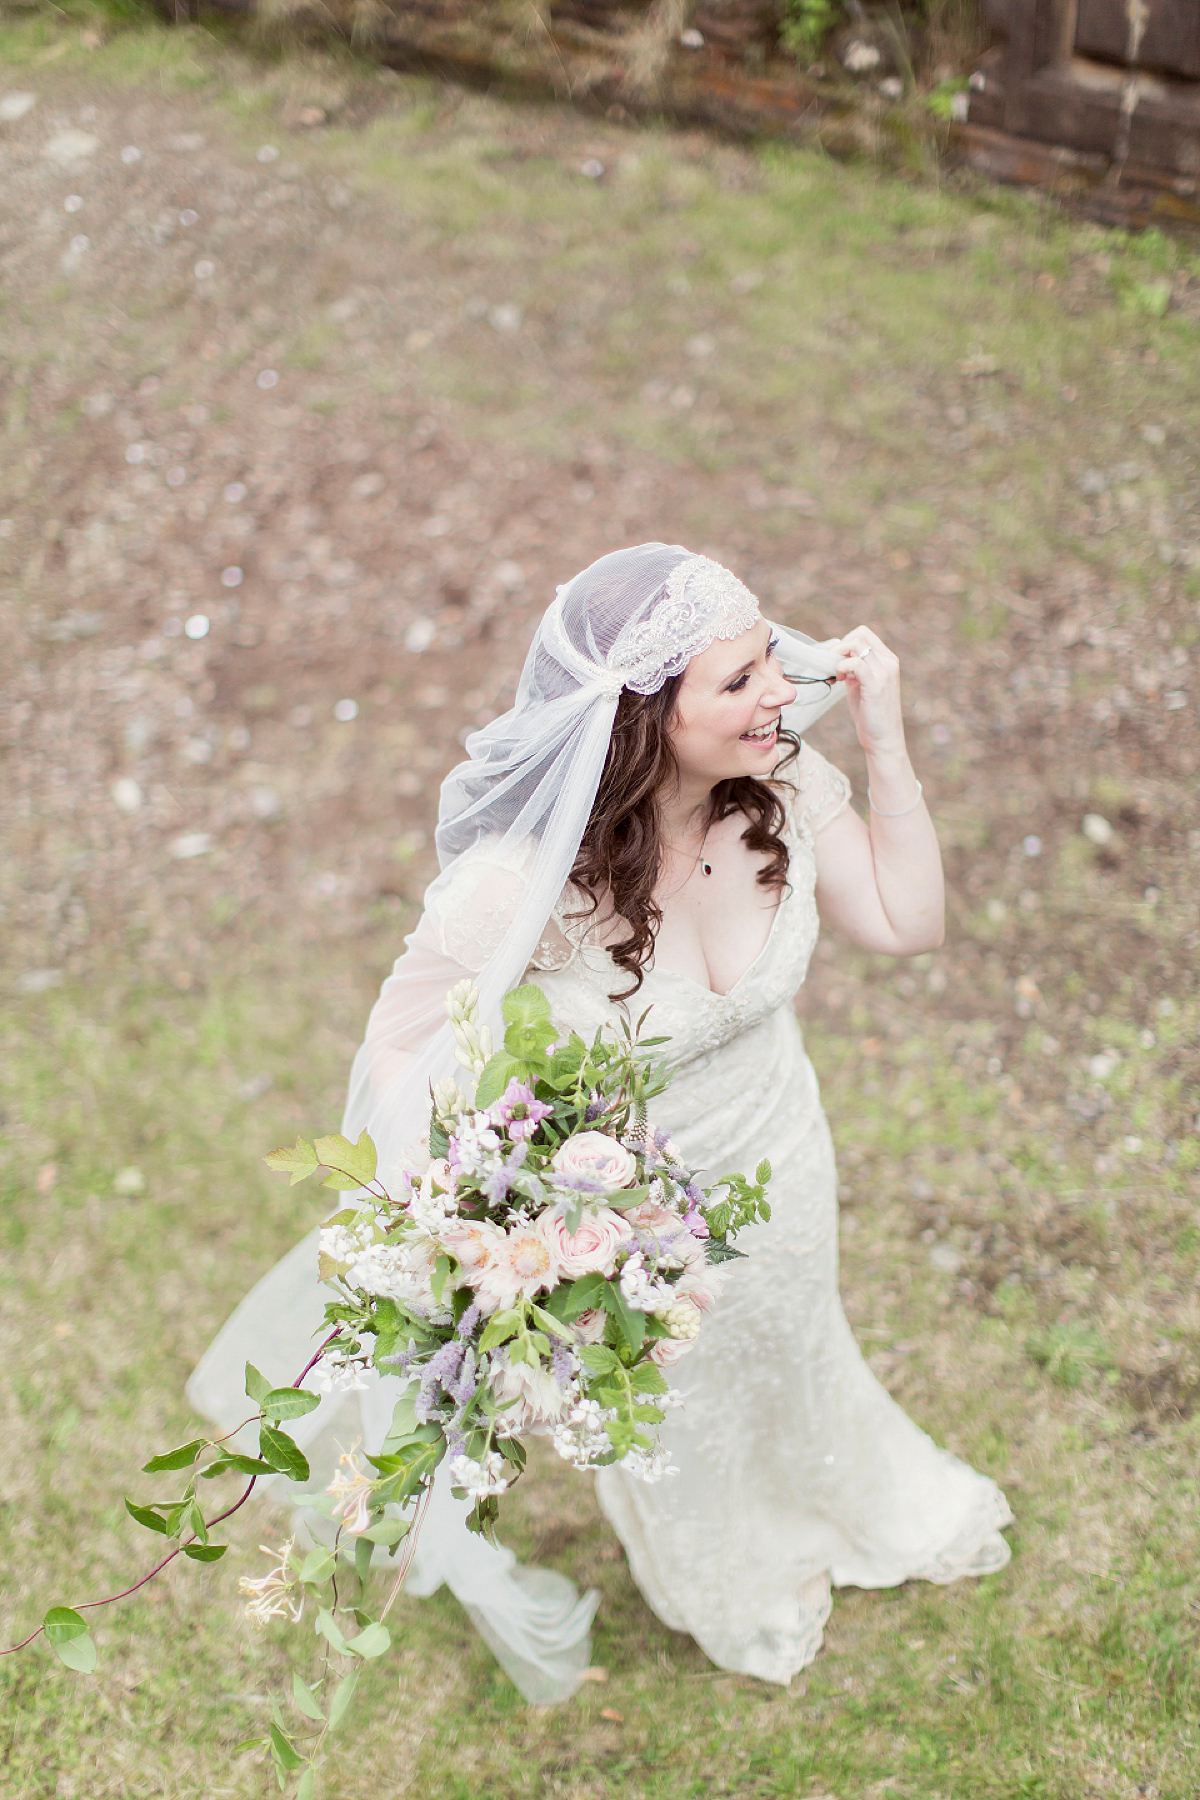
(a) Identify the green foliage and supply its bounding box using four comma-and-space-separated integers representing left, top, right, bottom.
1026, 1321, 1115, 1389
779, 0, 843, 58
43, 1608, 97, 1674
927, 76, 968, 120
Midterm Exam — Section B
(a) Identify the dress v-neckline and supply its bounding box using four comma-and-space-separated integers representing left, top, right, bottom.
649, 882, 790, 1000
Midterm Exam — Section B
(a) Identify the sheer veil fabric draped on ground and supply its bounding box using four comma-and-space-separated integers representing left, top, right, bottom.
187, 543, 1012, 1699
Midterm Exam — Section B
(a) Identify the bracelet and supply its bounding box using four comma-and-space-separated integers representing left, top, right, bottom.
868, 779, 923, 818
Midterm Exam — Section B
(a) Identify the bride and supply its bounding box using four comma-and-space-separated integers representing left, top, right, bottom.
188, 543, 1012, 1700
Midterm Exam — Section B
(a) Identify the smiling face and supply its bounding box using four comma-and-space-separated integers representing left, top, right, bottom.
668, 617, 798, 791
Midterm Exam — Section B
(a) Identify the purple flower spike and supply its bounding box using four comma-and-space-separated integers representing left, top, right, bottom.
489, 1077, 554, 1142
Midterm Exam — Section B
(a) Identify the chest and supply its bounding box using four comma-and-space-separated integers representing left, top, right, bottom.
638, 813, 785, 998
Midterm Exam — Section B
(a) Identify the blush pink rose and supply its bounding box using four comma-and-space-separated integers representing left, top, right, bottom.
572, 1306, 608, 1344
537, 1204, 632, 1280
550, 1131, 637, 1193
650, 1336, 695, 1367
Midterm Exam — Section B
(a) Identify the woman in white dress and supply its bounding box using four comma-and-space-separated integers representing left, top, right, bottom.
188, 543, 1011, 1700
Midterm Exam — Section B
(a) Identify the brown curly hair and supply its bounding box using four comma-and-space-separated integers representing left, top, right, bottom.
568, 674, 799, 1000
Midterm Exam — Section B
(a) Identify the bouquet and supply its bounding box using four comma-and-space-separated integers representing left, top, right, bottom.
6, 981, 770, 1794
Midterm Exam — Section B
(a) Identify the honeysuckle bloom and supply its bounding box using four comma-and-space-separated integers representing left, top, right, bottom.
536, 1203, 632, 1280
551, 1131, 637, 1193
238, 1539, 303, 1626
326, 1447, 375, 1537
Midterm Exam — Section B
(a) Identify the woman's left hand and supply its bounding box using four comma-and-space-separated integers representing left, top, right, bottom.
833, 626, 906, 759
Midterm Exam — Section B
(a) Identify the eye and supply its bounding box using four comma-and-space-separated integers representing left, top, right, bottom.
767, 633, 780, 658
726, 671, 751, 693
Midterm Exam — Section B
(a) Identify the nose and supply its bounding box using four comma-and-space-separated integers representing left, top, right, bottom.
768, 669, 797, 710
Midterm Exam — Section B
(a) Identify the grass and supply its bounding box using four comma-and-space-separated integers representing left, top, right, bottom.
1, 9, 1199, 1796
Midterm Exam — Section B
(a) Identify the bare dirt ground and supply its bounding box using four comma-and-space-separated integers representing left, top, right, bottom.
3, 15, 1200, 1798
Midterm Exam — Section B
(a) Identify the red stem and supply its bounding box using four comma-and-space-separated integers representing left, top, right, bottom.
1, 1328, 345, 1656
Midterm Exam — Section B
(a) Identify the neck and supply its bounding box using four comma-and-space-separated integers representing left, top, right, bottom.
659, 775, 716, 850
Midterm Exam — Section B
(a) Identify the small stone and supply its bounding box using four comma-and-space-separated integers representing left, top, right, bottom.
333, 698, 359, 722
685, 333, 715, 359
669, 385, 696, 410
44, 130, 99, 167
194, 259, 215, 280
112, 776, 143, 813
180, 208, 199, 226
1141, 423, 1166, 445
1088, 1051, 1119, 1079
17, 969, 63, 995
1081, 813, 1113, 846
171, 832, 215, 859
489, 304, 523, 335
120, 145, 141, 164
493, 561, 524, 591
421, 515, 450, 537
221, 565, 243, 587
296, 106, 327, 128
929, 1242, 963, 1274
182, 737, 214, 764
580, 159, 604, 179
114, 1166, 145, 1195
680, 27, 704, 47
37, 1162, 57, 1194
405, 618, 435, 653
64, 193, 83, 213
166, 467, 186, 487
184, 613, 210, 639
223, 482, 247, 504
1022, 834, 1042, 856
0, 91, 37, 123
249, 786, 282, 820
256, 369, 279, 390
256, 144, 279, 163
349, 471, 385, 499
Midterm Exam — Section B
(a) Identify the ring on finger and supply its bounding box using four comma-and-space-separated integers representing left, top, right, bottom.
856, 644, 872, 661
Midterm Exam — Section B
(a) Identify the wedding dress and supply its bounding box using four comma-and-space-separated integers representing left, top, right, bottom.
187, 544, 1011, 1701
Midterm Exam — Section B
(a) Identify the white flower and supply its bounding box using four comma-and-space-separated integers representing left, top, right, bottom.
551, 1397, 615, 1469
657, 1297, 702, 1340
309, 1356, 370, 1394
345, 1236, 439, 1312
448, 1449, 509, 1500
326, 1446, 375, 1536
490, 1349, 576, 1435
431, 1077, 469, 1121
450, 1119, 503, 1180
620, 1444, 678, 1483
618, 1250, 674, 1313
441, 1217, 505, 1275
411, 1157, 458, 1225
238, 1539, 303, 1626
536, 1204, 632, 1280
469, 1225, 559, 1314
551, 1131, 638, 1193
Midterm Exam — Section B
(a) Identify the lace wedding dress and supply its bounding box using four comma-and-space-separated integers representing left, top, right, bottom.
522, 739, 1014, 1682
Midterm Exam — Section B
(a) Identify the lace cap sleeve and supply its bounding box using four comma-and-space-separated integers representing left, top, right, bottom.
785, 739, 853, 849
424, 839, 535, 973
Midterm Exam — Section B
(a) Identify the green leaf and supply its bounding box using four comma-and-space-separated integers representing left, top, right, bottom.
361, 1516, 409, 1547
478, 1308, 523, 1354
502, 982, 554, 1025
245, 1362, 272, 1405
125, 1498, 168, 1535
200, 1452, 275, 1478
601, 1280, 645, 1354
380, 1385, 419, 1449
345, 1621, 391, 1659
140, 1438, 208, 1474
263, 1137, 320, 1185
291, 1672, 325, 1722
232, 1736, 269, 1755
327, 1668, 359, 1731
472, 1052, 522, 1111
315, 1607, 349, 1655
44, 1607, 89, 1645
299, 1547, 336, 1586
259, 1423, 310, 1483
353, 1534, 374, 1584
51, 1632, 98, 1673
577, 1343, 620, 1375
268, 1721, 305, 1772
313, 1129, 377, 1190
755, 1158, 772, 1185
183, 1542, 227, 1562
430, 1254, 452, 1304
529, 1303, 574, 1342
296, 1769, 316, 1800
261, 1387, 321, 1422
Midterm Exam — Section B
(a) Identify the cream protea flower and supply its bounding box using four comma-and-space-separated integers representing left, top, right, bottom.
326, 1446, 375, 1536
238, 1539, 303, 1626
